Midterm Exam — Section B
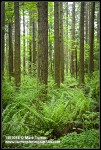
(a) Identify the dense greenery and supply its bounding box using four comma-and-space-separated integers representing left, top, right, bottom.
2, 71, 99, 148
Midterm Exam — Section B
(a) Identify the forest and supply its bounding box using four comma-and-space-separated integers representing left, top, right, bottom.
2, 1, 100, 149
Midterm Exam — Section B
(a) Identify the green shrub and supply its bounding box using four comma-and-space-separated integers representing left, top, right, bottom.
28, 129, 99, 149
2, 75, 99, 149
59, 129, 99, 148
85, 71, 100, 111
2, 79, 16, 109
82, 111, 99, 129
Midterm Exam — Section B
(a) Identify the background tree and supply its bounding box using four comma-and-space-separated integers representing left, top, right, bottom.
28, 15, 32, 74
1, 1, 5, 76
48, 2, 54, 76
60, 2, 64, 82
85, 2, 89, 44
5, 26, 9, 72
84, 2, 89, 73
70, 2, 75, 76
23, 3, 26, 75
65, 2, 68, 74
79, 2, 85, 84
8, 2, 14, 80
54, 2, 60, 87
97, 6, 100, 43
14, 2, 21, 88
32, 13, 37, 75
38, 2, 48, 87
89, 2, 95, 75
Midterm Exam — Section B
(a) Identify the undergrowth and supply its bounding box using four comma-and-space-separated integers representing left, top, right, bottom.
2, 73, 99, 148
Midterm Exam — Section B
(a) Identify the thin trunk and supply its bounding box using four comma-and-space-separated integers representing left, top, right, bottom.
97, 9, 100, 43
49, 27, 53, 75
80, 2, 85, 84
71, 2, 75, 76
85, 2, 89, 73
8, 2, 13, 79
60, 2, 64, 82
8, 23, 13, 79
54, 2, 60, 87
26, 19, 29, 73
23, 6, 26, 74
75, 46, 77, 79
1, 1, 5, 76
32, 20, 36, 75
66, 2, 68, 74
14, 2, 21, 88
29, 17, 32, 74
89, 2, 95, 75
5, 26, 8, 73
86, 2, 88, 44
88, 2, 91, 45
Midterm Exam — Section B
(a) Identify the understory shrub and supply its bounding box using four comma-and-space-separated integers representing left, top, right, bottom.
3, 129, 99, 149
2, 75, 99, 148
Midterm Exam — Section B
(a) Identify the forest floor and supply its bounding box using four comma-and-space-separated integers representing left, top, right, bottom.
2, 72, 100, 148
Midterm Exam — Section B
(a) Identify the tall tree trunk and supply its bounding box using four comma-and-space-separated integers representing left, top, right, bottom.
60, 2, 64, 82
85, 2, 89, 73
48, 4, 54, 76
26, 19, 29, 73
29, 16, 32, 74
5, 28, 9, 73
66, 2, 68, 74
85, 2, 88, 44
14, 2, 21, 88
23, 5, 26, 75
80, 2, 85, 84
49, 27, 53, 75
38, 2, 48, 86
97, 7, 100, 43
54, 2, 60, 87
32, 20, 36, 75
8, 2, 14, 80
89, 2, 95, 75
75, 45, 77, 79
71, 2, 75, 76
1, 1, 5, 76
88, 2, 91, 46
8, 23, 13, 80
12, 21, 15, 77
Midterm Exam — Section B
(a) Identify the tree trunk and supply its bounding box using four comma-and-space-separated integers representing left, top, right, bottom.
14, 2, 21, 88
26, 19, 29, 74
89, 2, 95, 75
5, 28, 9, 73
1, 1, 5, 76
97, 6, 100, 43
54, 2, 60, 87
49, 27, 53, 75
75, 46, 77, 79
8, 2, 14, 80
85, 2, 88, 44
23, 5, 26, 75
66, 2, 68, 74
8, 23, 13, 80
60, 2, 64, 83
80, 2, 85, 84
88, 2, 91, 46
84, 2, 89, 73
29, 16, 32, 74
71, 2, 75, 76
32, 20, 36, 75
38, 2, 48, 85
